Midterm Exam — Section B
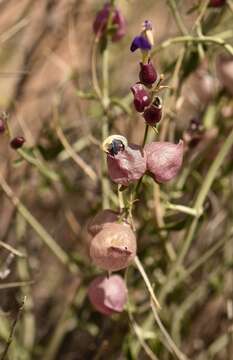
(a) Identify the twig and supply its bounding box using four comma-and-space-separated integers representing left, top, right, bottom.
150, 300, 189, 360
167, 0, 189, 35
0, 297, 26, 360
0, 241, 25, 258
55, 124, 98, 183
152, 34, 233, 57
0, 173, 77, 273
134, 256, 161, 309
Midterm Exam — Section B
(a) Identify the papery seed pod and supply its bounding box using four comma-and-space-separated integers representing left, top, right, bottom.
88, 275, 128, 315
93, 3, 126, 42
143, 96, 162, 126
131, 83, 151, 112
216, 55, 233, 95
88, 209, 129, 236
209, 0, 225, 7
145, 140, 183, 183
10, 136, 25, 149
90, 223, 136, 271
139, 59, 157, 86
103, 135, 147, 186
0, 118, 5, 133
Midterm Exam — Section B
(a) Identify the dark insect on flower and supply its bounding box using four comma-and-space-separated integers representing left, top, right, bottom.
131, 83, 151, 112
10, 136, 25, 149
209, 0, 225, 7
93, 3, 126, 42
102, 135, 147, 186
108, 139, 125, 156
130, 36, 151, 52
139, 59, 157, 86
143, 96, 162, 125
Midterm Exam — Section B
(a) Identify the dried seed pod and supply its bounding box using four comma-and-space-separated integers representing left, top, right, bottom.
87, 209, 129, 236
145, 140, 183, 183
103, 135, 147, 186
88, 275, 128, 315
90, 223, 136, 271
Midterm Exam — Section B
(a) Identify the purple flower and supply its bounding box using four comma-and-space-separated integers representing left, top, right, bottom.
131, 83, 151, 112
88, 275, 128, 315
93, 3, 126, 42
130, 36, 151, 52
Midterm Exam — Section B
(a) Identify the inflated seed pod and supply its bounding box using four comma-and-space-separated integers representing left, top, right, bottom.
90, 223, 136, 271
103, 135, 147, 186
87, 209, 129, 236
88, 275, 128, 315
145, 140, 183, 183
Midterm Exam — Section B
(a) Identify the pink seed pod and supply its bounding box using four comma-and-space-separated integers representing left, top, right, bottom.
103, 135, 147, 186
139, 59, 157, 86
88, 275, 128, 315
87, 209, 129, 236
145, 140, 184, 183
90, 223, 136, 271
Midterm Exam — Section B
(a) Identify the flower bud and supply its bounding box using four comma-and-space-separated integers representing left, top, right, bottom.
88, 209, 129, 236
0, 118, 5, 133
145, 140, 183, 183
209, 0, 225, 7
10, 136, 25, 149
131, 83, 151, 112
93, 3, 126, 42
88, 275, 128, 315
90, 223, 136, 271
139, 59, 157, 86
143, 96, 162, 125
141, 20, 154, 48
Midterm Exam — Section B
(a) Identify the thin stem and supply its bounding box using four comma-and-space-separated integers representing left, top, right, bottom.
150, 300, 189, 360
0, 173, 78, 273
167, 0, 189, 35
134, 256, 161, 309
152, 34, 233, 57
0, 241, 25, 258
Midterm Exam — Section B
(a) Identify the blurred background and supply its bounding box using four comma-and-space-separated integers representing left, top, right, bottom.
0, 0, 233, 359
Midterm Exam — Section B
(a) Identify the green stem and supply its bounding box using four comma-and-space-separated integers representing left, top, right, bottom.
0, 173, 78, 273
167, 0, 189, 35
152, 34, 233, 57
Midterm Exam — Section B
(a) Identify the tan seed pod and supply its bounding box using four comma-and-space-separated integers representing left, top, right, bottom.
90, 223, 136, 271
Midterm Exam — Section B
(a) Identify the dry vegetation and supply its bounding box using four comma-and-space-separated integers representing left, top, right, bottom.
0, 0, 233, 359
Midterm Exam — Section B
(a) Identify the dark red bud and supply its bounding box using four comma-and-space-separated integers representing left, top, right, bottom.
209, 0, 225, 7
143, 96, 162, 125
10, 136, 25, 149
0, 118, 5, 133
131, 83, 150, 112
139, 59, 157, 86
